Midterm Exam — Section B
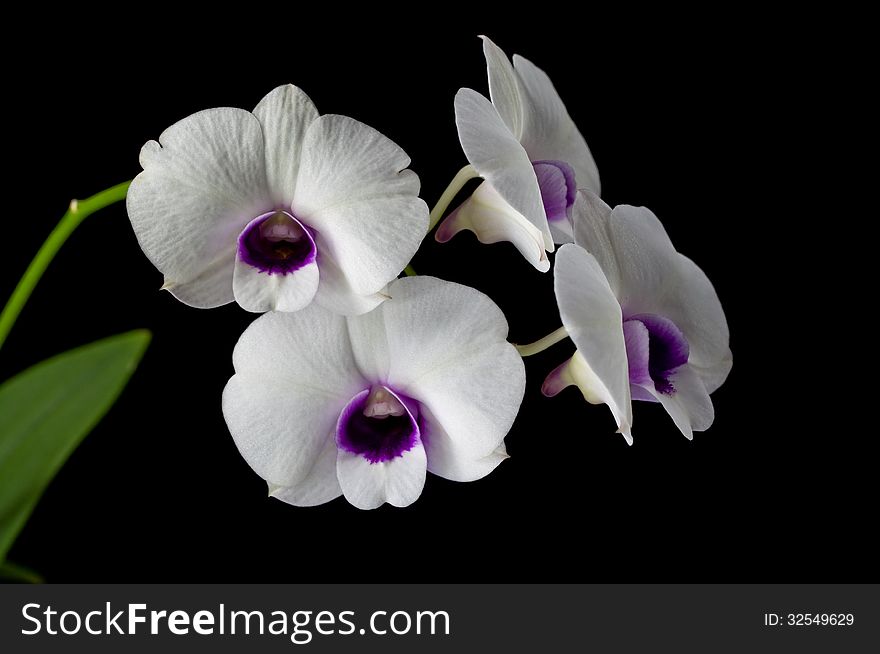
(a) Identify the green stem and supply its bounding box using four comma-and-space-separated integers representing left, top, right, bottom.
0, 181, 131, 352
404, 265, 418, 277
515, 326, 570, 357
428, 164, 479, 231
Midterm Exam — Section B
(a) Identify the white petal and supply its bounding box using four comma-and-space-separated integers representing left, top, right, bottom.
253, 84, 320, 207
127, 108, 270, 307
454, 88, 552, 250
643, 365, 715, 439
436, 180, 550, 272
270, 432, 342, 507
162, 253, 234, 308
512, 55, 601, 194
295, 113, 421, 213
480, 35, 524, 139
223, 308, 366, 487
553, 244, 632, 440
293, 114, 427, 298
311, 250, 388, 317
232, 257, 319, 313
570, 190, 620, 295
306, 195, 428, 296
348, 276, 526, 463
608, 205, 731, 383
420, 403, 510, 481
336, 441, 427, 510
548, 219, 574, 245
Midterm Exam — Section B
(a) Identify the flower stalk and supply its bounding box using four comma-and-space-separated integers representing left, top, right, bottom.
515, 326, 570, 357
0, 181, 131, 352
428, 164, 479, 230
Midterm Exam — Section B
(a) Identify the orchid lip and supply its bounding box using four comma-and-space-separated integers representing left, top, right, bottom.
336, 385, 420, 464
624, 313, 689, 395
532, 160, 576, 223
238, 210, 316, 275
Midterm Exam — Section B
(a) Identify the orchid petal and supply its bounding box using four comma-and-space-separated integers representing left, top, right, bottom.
553, 244, 633, 441
270, 432, 342, 507
608, 205, 731, 386
294, 114, 427, 299
420, 403, 510, 481
480, 35, 524, 139
436, 180, 550, 272
454, 88, 552, 250
336, 441, 427, 510
222, 308, 365, 487
641, 365, 715, 439
347, 276, 525, 463
127, 108, 270, 307
512, 55, 601, 194
232, 256, 319, 313
253, 84, 319, 207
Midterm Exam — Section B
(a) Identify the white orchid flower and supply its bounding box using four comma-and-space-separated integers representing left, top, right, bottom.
222, 276, 525, 510
432, 36, 600, 272
127, 84, 428, 315
542, 191, 731, 443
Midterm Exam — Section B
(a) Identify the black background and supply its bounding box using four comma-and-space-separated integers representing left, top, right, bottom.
1, 12, 865, 581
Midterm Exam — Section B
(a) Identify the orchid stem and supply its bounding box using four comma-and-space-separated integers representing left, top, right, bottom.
404, 265, 417, 277
0, 180, 131, 352
515, 326, 570, 357
428, 164, 479, 231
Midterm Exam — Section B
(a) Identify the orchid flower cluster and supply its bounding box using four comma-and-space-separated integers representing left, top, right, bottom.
126, 37, 731, 510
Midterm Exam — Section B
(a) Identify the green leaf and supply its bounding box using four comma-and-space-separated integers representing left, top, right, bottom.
0, 329, 151, 562
0, 560, 43, 583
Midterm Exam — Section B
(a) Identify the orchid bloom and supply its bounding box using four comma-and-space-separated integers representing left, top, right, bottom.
542, 191, 731, 443
433, 36, 600, 272
127, 84, 428, 315
223, 276, 525, 509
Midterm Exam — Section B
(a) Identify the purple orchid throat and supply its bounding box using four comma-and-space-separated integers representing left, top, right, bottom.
623, 314, 689, 395
337, 386, 420, 464
238, 210, 316, 274
532, 160, 576, 223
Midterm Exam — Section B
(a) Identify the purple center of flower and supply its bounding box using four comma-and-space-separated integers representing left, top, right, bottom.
238, 210, 316, 274
336, 386, 420, 464
623, 313, 689, 395
532, 160, 576, 223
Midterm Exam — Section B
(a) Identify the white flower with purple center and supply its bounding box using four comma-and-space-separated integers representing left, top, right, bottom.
542, 191, 731, 443
433, 36, 600, 272
127, 84, 428, 315
222, 276, 525, 509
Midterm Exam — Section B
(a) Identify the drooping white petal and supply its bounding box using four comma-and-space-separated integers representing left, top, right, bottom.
223, 308, 366, 487
270, 432, 342, 507
553, 244, 633, 441
454, 88, 552, 250
127, 109, 271, 307
293, 114, 427, 298
232, 256, 319, 313
436, 180, 550, 272
607, 205, 731, 384
336, 442, 427, 510
642, 365, 715, 439
347, 276, 525, 463
420, 403, 510, 482
480, 35, 524, 139
512, 55, 601, 194
253, 84, 320, 207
